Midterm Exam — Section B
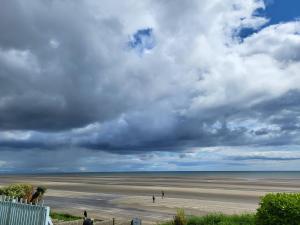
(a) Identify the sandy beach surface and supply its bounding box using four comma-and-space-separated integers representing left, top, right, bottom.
1, 172, 300, 224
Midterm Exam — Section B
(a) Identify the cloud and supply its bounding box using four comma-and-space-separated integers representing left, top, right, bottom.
0, 0, 300, 171
1, 146, 300, 173
227, 151, 300, 161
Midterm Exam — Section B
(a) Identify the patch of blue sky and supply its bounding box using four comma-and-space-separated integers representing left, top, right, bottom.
239, 0, 300, 40
259, 0, 300, 25
128, 28, 155, 54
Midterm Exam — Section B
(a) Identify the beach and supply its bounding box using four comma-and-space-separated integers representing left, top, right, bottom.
0, 172, 299, 224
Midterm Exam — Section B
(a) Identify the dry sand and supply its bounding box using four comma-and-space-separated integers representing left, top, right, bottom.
1, 173, 300, 224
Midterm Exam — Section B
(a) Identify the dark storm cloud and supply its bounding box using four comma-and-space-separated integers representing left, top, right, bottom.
77, 116, 247, 153
0, 0, 129, 131
75, 89, 300, 153
1, 91, 300, 154
252, 90, 300, 114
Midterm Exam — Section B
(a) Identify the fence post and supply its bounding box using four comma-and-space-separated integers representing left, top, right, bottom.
5, 200, 12, 225
45, 206, 50, 225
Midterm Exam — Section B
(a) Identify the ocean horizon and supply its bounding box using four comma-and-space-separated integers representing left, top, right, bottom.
2, 171, 300, 179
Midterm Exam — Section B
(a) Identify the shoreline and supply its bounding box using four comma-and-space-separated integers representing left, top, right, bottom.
1, 172, 299, 223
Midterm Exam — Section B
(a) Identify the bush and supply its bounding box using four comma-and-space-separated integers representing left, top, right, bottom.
256, 193, 300, 225
188, 214, 255, 225
31, 186, 47, 203
161, 213, 255, 225
2, 184, 33, 201
173, 209, 187, 225
1, 184, 47, 203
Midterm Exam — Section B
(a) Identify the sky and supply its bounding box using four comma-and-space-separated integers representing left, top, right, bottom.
0, 0, 300, 173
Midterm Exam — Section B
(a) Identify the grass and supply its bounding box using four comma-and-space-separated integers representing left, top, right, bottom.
50, 212, 82, 221
161, 213, 255, 225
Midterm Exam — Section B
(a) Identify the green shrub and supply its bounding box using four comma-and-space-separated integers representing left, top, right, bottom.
256, 193, 300, 225
173, 209, 187, 225
161, 213, 255, 225
1, 184, 48, 203
188, 214, 255, 225
2, 184, 33, 200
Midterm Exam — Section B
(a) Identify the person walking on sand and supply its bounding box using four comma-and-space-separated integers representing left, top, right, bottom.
152, 194, 155, 203
84, 210, 87, 218
161, 190, 165, 199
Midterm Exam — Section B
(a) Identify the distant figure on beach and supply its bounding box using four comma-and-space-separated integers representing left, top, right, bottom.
84, 210, 87, 218
161, 190, 165, 199
152, 194, 155, 203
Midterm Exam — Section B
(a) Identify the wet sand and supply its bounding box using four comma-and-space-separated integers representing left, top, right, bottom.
1, 173, 300, 224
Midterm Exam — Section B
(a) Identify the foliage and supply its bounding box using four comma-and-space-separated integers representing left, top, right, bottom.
31, 186, 47, 203
256, 193, 300, 225
1, 184, 33, 201
187, 214, 255, 225
161, 213, 255, 225
173, 209, 187, 225
50, 212, 82, 221
1, 184, 47, 204
36, 186, 47, 194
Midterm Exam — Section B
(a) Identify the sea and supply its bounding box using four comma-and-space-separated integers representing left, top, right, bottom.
3, 171, 300, 180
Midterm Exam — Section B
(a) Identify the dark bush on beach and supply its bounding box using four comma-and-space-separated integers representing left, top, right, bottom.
256, 193, 300, 225
30, 186, 47, 203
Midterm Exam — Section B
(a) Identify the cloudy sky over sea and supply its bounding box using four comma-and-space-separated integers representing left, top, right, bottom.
1, 0, 300, 172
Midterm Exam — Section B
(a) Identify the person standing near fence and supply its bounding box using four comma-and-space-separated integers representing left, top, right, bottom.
83, 218, 93, 225
83, 210, 94, 225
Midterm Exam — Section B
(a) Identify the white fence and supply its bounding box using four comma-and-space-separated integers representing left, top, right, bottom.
0, 195, 52, 225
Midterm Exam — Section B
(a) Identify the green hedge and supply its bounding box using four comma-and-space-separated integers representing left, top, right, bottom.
1, 184, 33, 200
160, 210, 255, 225
256, 193, 300, 225
50, 212, 82, 221
188, 214, 255, 225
